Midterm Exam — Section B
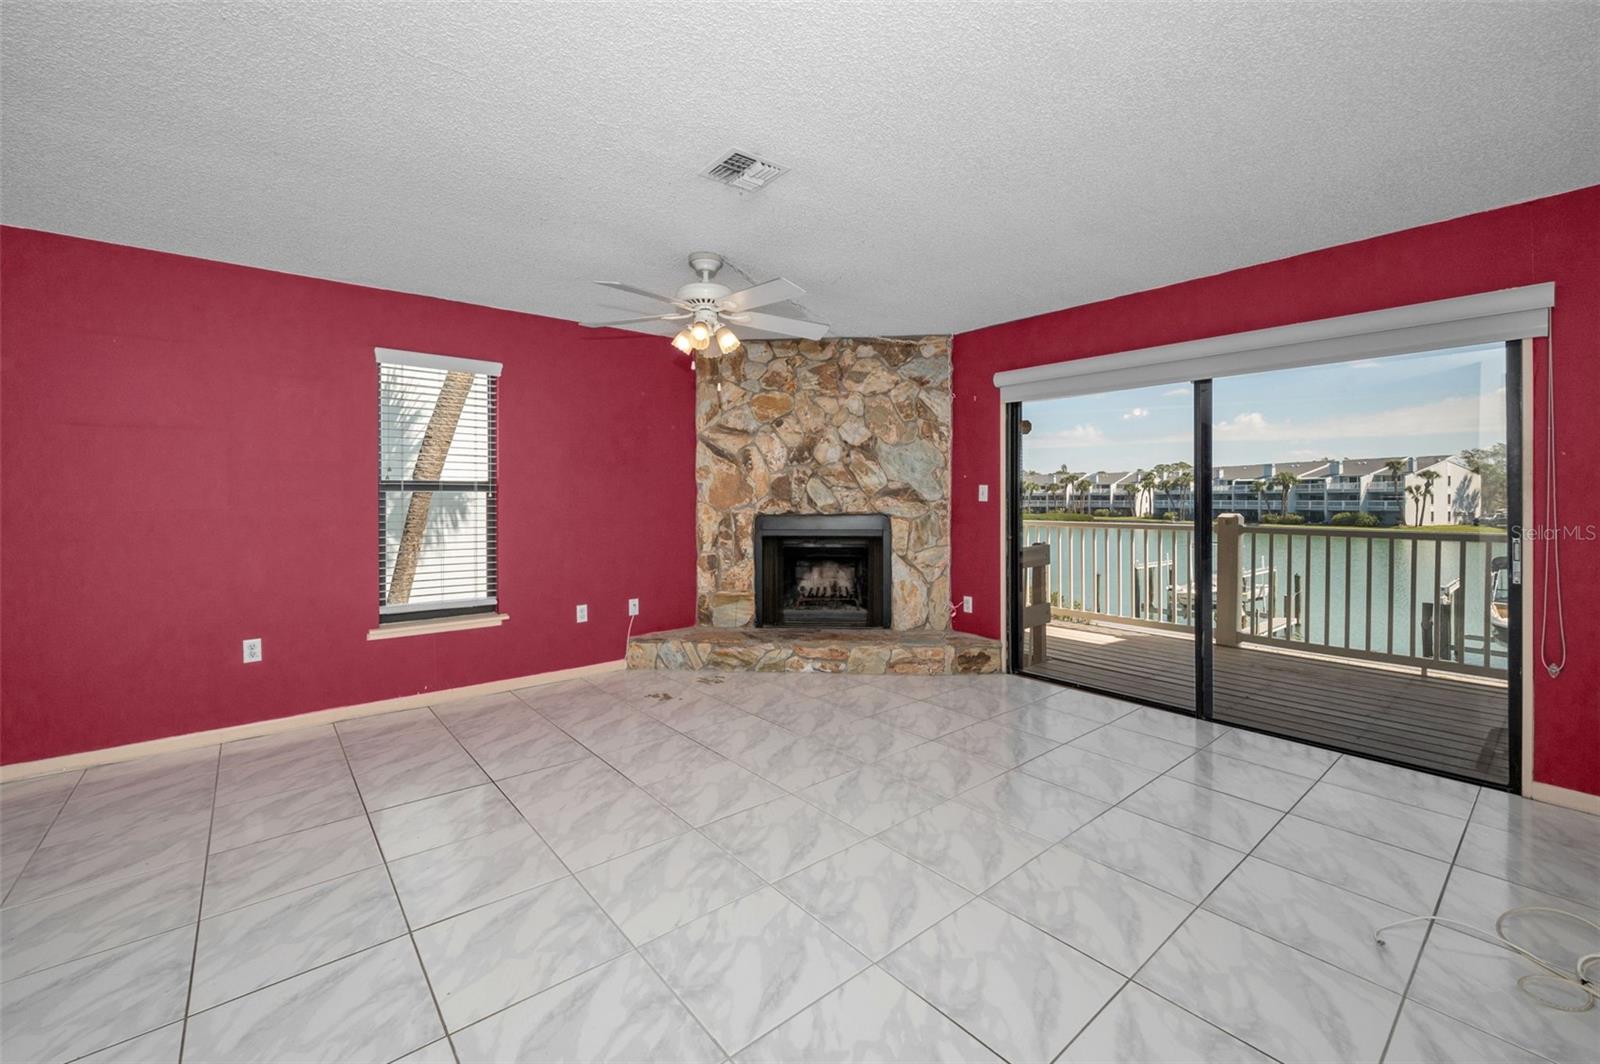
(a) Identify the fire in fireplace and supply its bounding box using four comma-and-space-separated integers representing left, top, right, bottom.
754, 514, 891, 628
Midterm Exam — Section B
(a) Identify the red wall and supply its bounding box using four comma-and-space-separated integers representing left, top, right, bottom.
951, 186, 1600, 796
1, 227, 697, 764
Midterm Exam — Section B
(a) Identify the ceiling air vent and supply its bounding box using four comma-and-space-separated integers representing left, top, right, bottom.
702, 150, 787, 192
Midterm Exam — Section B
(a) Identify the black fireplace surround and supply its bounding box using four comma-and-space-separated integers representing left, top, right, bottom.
753, 513, 892, 628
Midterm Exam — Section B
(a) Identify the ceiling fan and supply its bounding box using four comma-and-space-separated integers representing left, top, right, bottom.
581, 252, 828, 354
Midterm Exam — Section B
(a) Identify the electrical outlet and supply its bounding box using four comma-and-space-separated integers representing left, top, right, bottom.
242, 638, 263, 663
962, 596, 973, 613
576, 604, 588, 623
978, 484, 989, 502
628, 598, 640, 617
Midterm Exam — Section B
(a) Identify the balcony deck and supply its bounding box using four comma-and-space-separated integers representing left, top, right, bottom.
1032, 621, 1510, 785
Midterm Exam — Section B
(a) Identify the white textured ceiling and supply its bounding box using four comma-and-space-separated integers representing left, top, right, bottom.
3, 1, 1597, 337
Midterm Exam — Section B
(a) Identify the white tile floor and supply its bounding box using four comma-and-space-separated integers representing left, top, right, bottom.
1, 669, 1596, 1063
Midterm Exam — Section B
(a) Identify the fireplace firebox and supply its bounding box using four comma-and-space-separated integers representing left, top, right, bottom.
753, 514, 891, 628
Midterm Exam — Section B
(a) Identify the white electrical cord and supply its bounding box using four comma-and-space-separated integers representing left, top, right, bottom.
1376, 906, 1599, 1012
1538, 324, 1568, 679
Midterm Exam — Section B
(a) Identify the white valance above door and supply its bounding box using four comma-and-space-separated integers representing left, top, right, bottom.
993, 284, 1553, 402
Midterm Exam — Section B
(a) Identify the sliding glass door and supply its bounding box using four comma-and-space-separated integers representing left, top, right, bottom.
1207, 343, 1517, 786
1009, 341, 1520, 787
1012, 382, 1196, 712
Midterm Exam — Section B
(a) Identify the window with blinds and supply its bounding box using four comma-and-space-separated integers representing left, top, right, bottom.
376, 348, 502, 622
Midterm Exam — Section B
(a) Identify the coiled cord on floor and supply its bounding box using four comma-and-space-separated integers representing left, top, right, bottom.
1375, 906, 1600, 1012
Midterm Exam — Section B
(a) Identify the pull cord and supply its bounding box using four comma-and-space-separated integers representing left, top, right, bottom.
1538, 325, 1567, 679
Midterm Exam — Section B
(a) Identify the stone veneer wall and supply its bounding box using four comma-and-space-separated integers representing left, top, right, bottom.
697, 336, 952, 630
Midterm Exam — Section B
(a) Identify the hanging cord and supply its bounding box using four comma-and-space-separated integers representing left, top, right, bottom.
1538, 323, 1568, 678
1376, 907, 1599, 1012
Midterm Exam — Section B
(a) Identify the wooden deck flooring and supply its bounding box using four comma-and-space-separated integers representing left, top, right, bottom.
1031, 622, 1511, 785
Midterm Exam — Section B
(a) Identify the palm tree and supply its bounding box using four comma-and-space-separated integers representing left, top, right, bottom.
1273, 470, 1300, 517
1407, 484, 1427, 526
1418, 469, 1441, 525
1055, 466, 1075, 512
1174, 470, 1194, 520
1251, 478, 1269, 521
387, 369, 476, 604
1139, 470, 1158, 516
1383, 458, 1408, 484
1461, 444, 1507, 514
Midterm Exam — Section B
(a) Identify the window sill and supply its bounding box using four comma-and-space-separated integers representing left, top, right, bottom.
367, 613, 509, 641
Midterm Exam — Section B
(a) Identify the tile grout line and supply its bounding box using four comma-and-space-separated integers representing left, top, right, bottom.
1376, 785, 1482, 1064
1151, 747, 1478, 910
0, 769, 89, 910
424, 690, 728, 1059
755, 688, 1504, 1062
11, 675, 1567, 1063
1130, 736, 1477, 1033
975, 730, 1256, 1064
729, 693, 1170, 1064
330, 719, 459, 1064
1052, 745, 1349, 1064
1319, 755, 1483, 819
987, 732, 1236, 912
8, 758, 217, 1061
447, 675, 1031, 1058
175, 747, 224, 1064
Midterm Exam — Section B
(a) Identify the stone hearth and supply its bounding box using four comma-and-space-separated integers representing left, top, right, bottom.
696, 337, 952, 631
626, 626, 1001, 675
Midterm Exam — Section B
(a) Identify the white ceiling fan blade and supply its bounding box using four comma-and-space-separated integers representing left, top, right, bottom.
727, 311, 829, 341
580, 314, 687, 328
718, 278, 805, 313
595, 281, 687, 307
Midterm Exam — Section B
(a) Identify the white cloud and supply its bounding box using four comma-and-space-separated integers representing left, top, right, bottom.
1037, 423, 1108, 447
1215, 412, 1273, 439
1161, 386, 1191, 398
1122, 407, 1149, 420
1209, 391, 1504, 445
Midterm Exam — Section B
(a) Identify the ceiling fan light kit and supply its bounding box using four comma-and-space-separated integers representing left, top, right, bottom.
582, 251, 829, 355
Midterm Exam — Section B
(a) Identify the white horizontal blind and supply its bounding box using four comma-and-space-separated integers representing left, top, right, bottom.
377, 352, 499, 619
994, 284, 1553, 402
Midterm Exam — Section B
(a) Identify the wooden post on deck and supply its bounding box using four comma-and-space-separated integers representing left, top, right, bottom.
1215, 514, 1243, 647
1020, 543, 1051, 666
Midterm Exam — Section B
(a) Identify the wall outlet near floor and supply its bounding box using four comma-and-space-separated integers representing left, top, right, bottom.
576, 604, 588, 623
242, 638, 262, 663
628, 598, 640, 617
978, 484, 989, 502
962, 596, 973, 614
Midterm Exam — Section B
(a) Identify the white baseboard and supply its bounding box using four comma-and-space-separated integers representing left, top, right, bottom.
1525, 779, 1600, 816
0, 659, 626, 783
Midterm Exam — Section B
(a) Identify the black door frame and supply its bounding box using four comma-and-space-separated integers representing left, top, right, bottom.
1193, 380, 1215, 722
1005, 403, 1026, 675
1006, 346, 1524, 793
1504, 339, 1525, 792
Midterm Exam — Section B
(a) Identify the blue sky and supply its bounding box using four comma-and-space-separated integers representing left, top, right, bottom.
1021, 344, 1507, 475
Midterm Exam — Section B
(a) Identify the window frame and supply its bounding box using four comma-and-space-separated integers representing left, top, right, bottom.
375, 348, 502, 625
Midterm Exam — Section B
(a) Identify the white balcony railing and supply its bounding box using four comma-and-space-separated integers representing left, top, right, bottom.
1021, 516, 1508, 676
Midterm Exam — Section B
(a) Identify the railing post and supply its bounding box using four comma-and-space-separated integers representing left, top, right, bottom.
1018, 543, 1051, 667
1216, 514, 1243, 647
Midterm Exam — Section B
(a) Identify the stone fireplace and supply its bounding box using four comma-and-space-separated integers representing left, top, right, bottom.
625, 334, 996, 674
696, 337, 952, 631
753, 513, 891, 628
